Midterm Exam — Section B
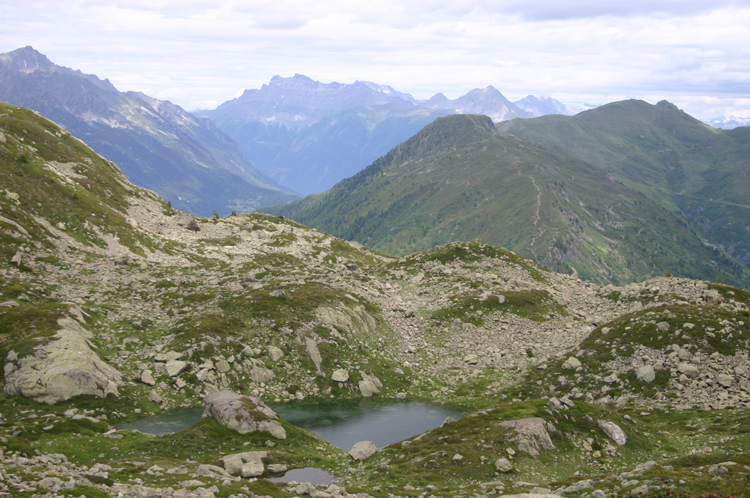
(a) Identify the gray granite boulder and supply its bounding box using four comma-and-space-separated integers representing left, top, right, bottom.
3, 317, 123, 404
202, 390, 286, 439
349, 441, 378, 460
598, 420, 627, 446
499, 418, 555, 455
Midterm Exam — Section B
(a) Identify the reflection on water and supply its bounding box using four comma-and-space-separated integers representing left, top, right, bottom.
117, 399, 463, 452
268, 399, 463, 451
268, 467, 337, 485
119, 409, 203, 436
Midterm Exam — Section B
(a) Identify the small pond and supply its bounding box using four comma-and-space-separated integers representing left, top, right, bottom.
120, 399, 462, 450
268, 467, 337, 485
119, 408, 204, 436
268, 399, 463, 450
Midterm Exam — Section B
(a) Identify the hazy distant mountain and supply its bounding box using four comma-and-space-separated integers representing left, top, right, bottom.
201, 74, 420, 132
196, 75, 449, 195
0, 46, 297, 216
705, 115, 750, 130
266, 114, 750, 288
422, 86, 532, 122
514, 95, 578, 117
198, 76, 575, 195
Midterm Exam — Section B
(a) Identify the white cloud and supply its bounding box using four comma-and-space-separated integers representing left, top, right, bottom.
0, 1, 748, 119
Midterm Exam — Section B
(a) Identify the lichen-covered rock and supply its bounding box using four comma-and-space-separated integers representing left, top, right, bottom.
499, 417, 556, 455
243, 358, 276, 383
3, 317, 123, 404
306, 338, 323, 374
165, 360, 187, 377
598, 420, 627, 446
495, 457, 513, 472
268, 346, 284, 361
141, 370, 156, 386
349, 441, 378, 460
635, 365, 655, 383
358, 372, 382, 397
562, 357, 581, 369
202, 390, 286, 439
332, 369, 350, 382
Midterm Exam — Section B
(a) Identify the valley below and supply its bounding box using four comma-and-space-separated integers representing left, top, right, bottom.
1, 102, 750, 498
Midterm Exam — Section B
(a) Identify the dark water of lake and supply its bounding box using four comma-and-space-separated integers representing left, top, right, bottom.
268, 399, 463, 451
119, 399, 463, 451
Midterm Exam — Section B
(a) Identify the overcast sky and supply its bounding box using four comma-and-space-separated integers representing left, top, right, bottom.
1, 0, 748, 120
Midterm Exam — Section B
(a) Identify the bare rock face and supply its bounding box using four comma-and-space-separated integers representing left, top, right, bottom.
499, 417, 556, 455
202, 390, 286, 439
3, 317, 123, 404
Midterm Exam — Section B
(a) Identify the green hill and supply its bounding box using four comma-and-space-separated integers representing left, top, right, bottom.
268, 114, 750, 288
498, 99, 750, 269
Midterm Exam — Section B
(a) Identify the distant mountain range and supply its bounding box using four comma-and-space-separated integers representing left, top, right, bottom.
266, 110, 750, 289
704, 115, 750, 130
0, 46, 298, 216
196, 75, 576, 195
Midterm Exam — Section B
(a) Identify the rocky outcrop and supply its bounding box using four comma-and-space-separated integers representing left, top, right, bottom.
201, 390, 286, 439
316, 305, 377, 338
3, 317, 123, 404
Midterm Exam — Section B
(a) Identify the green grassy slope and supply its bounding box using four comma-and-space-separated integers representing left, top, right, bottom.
498, 99, 750, 269
268, 114, 750, 288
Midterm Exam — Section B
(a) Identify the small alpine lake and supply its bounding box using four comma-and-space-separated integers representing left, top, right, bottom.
119, 399, 463, 450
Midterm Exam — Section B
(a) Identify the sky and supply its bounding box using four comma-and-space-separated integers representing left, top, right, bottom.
1, 0, 749, 120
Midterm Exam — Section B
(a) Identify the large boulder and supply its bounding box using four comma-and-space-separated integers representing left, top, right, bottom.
332, 369, 350, 382
635, 365, 655, 383
243, 358, 276, 383
499, 418, 556, 455
562, 357, 581, 370
4, 317, 123, 404
349, 441, 378, 460
202, 390, 286, 439
358, 372, 382, 398
598, 420, 627, 446
495, 457, 513, 472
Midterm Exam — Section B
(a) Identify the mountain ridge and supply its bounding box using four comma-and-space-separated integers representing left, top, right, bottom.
498, 99, 750, 270
266, 112, 750, 289
0, 46, 298, 216
197, 74, 576, 194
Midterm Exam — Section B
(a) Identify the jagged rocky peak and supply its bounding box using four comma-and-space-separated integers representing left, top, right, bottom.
0, 45, 118, 93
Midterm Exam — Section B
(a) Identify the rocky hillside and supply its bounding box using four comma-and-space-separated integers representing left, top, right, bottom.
0, 46, 297, 216
267, 114, 750, 289
1, 103, 750, 497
